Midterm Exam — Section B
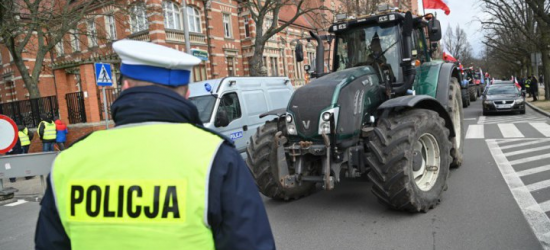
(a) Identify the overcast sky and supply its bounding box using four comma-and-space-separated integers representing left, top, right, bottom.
418, 0, 485, 57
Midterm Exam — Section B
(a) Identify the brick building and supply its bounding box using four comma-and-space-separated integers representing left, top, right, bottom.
0, 0, 417, 127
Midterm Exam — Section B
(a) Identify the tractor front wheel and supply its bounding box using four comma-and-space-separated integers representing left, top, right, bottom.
367, 109, 451, 212
246, 120, 315, 200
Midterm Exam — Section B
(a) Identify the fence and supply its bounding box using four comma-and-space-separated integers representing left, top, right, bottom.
98, 88, 120, 120
0, 96, 59, 128
65, 92, 87, 124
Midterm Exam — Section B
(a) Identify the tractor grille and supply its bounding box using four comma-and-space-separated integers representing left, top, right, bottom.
288, 82, 336, 138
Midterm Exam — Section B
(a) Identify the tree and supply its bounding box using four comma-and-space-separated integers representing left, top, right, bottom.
525, 0, 550, 99
242, 0, 330, 76
0, 0, 115, 98
443, 24, 474, 65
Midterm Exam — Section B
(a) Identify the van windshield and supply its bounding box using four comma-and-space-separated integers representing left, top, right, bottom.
189, 95, 217, 123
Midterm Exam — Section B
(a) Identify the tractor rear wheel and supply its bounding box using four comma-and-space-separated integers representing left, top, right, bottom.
469, 86, 477, 101
461, 89, 470, 107
246, 120, 315, 200
367, 109, 451, 212
449, 78, 464, 168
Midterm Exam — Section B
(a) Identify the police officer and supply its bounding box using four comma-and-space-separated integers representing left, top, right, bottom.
38, 114, 56, 151
35, 40, 275, 250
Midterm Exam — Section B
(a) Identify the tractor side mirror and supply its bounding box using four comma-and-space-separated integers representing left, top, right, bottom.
215, 110, 230, 127
428, 18, 442, 41
295, 43, 304, 62
304, 64, 311, 72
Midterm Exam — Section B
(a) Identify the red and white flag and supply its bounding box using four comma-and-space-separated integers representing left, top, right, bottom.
423, 0, 451, 15
442, 52, 457, 62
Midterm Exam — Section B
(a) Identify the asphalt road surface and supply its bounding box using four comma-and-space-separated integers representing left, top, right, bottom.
1, 100, 549, 250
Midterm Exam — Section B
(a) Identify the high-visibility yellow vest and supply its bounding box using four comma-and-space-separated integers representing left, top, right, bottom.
51, 123, 222, 250
525, 80, 531, 88
19, 128, 30, 146
40, 121, 56, 140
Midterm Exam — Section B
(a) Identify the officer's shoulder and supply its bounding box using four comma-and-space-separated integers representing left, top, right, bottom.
191, 125, 234, 147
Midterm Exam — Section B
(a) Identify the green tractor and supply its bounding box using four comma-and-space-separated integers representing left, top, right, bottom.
246, 6, 464, 212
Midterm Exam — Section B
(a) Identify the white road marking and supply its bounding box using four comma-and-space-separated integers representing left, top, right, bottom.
500, 139, 548, 150
517, 165, 550, 177
486, 139, 550, 248
530, 123, 550, 137
464, 118, 477, 121
509, 154, 550, 165
466, 125, 484, 139
4, 199, 28, 207
504, 145, 550, 157
477, 116, 486, 124
498, 124, 525, 138
526, 180, 550, 192
535, 200, 550, 213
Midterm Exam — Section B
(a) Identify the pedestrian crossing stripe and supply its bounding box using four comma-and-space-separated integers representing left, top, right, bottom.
477, 115, 548, 125
466, 122, 550, 139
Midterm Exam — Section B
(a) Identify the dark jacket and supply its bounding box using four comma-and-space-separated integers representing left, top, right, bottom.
6, 137, 22, 155
38, 118, 56, 143
35, 86, 276, 250
531, 78, 539, 92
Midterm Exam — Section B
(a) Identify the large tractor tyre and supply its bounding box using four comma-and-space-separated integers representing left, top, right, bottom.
469, 86, 477, 102
449, 78, 464, 168
367, 109, 451, 212
461, 89, 470, 108
246, 120, 315, 200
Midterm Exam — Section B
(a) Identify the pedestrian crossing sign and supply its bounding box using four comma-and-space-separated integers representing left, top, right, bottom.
94, 63, 113, 86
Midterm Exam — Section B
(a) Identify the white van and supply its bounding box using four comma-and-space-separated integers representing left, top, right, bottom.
188, 77, 294, 157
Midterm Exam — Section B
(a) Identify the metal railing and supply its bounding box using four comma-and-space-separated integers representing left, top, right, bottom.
0, 96, 59, 128
98, 88, 120, 120
65, 92, 87, 124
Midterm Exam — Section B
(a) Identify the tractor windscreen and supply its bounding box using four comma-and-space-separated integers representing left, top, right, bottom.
335, 25, 401, 83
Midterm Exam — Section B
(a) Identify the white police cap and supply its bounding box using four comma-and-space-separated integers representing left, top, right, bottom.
113, 40, 201, 86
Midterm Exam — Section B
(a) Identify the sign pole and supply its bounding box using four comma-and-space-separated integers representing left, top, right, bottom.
103, 86, 109, 129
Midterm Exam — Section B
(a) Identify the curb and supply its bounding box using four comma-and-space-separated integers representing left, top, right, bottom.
526, 102, 550, 118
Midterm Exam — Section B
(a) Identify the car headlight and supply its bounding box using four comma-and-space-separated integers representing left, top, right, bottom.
515, 98, 524, 104
484, 100, 492, 105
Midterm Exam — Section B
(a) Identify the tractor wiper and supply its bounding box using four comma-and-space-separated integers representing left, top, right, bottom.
375, 41, 399, 61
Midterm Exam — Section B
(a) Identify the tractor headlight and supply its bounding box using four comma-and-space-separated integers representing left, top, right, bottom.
318, 108, 339, 135
285, 113, 297, 135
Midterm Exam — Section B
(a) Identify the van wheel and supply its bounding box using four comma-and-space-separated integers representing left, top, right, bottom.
246, 120, 315, 200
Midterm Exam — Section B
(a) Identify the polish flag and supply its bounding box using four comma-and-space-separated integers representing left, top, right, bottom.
443, 52, 457, 62
423, 0, 451, 15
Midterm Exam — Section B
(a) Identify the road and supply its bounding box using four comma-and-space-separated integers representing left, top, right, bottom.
1, 100, 549, 250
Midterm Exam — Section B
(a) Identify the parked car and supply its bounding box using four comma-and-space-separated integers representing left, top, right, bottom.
188, 77, 294, 158
482, 84, 525, 115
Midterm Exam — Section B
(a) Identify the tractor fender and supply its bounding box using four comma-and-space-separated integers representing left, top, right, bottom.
377, 95, 456, 138
259, 108, 286, 118
436, 63, 460, 107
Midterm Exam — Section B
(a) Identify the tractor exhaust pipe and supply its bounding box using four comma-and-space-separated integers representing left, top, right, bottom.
394, 11, 416, 96
309, 31, 325, 75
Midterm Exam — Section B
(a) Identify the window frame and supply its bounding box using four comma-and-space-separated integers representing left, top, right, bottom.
223, 13, 232, 38
71, 29, 80, 52
55, 40, 64, 56
226, 56, 235, 76
163, 1, 182, 30
244, 16, 250, 38
105, 15, 117, 40
130, 3, 149, 33
87, 19, 98, 47
186, 6, 202, 33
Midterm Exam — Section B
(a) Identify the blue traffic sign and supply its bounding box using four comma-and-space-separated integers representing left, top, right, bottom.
95, 63, 113, 86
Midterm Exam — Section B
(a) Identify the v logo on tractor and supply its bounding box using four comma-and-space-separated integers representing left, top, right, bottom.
302, 120, 310, 129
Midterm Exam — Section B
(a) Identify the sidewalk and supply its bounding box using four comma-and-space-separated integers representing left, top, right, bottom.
2, 176, 46, 201
526, 85, 550, 116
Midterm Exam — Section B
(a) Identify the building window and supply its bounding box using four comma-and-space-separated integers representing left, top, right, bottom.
226, 56, 235, 76
187, 7, 201, 33
270, 57, 278, 76
223, 14, 232, 38
87, 19, 98, 47
55, 40, 64, 56
265, 18, 272, 30
71, 30, 80, 52
244, 16, 250, 38
163, 1, 181, 30
130, 3, 148, 33
105, 15, 117, 40
193, 64, 207, 82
